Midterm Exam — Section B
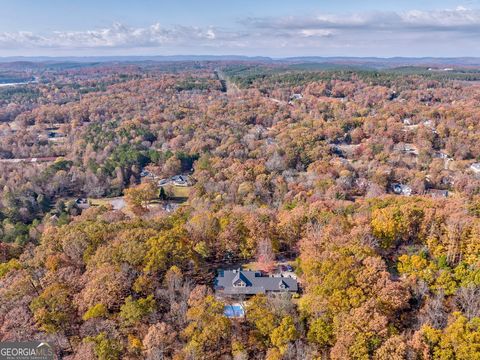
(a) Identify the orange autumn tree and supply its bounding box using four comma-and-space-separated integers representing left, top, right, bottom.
124, 182, 158, 215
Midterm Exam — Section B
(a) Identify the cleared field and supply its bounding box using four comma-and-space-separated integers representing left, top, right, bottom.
162, 185, 191, 199
89, 197, 126, 210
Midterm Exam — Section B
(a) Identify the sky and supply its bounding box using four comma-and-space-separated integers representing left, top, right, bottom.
1, 0, 480, 57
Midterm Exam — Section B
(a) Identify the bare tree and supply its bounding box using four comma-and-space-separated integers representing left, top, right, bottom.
283, 340, 316, 360
256, 238, 275, 272
143, 322, 178, 360
445, 215, 468, 265
268, 292, 296, 317
455, 285, 480, 320
418, 291, 448, 329
266, 152, 287, 172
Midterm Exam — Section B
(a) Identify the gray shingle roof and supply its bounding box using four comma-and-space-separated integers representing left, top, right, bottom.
215, 269, 298, 295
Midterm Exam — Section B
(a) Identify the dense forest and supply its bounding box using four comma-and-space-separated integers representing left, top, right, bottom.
1, 60, 480, 359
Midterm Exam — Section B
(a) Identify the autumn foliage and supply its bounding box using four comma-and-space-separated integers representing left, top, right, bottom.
1, 62, 480, 358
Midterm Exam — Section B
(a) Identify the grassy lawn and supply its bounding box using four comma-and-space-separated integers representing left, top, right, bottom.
162, 185, 191, 199
89, 198, 109, 206
88, 197, 126, 210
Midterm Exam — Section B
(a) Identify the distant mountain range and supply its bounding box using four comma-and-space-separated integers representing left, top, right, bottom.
0, 55, 272, 63
282, 57, 480, 69
2, 55, 480, 69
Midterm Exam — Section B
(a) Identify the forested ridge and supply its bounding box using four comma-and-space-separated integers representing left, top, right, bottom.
1, 61, 480, 359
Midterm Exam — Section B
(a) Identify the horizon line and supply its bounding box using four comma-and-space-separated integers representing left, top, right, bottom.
2, 55, 480, 63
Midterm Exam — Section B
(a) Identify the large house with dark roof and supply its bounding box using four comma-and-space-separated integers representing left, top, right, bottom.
214, 268, 298, 296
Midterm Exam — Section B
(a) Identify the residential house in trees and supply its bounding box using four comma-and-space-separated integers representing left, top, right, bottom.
214, 268, 298, 297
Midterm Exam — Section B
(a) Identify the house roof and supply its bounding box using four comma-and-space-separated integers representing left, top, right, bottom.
471, 163, 480, 171
232, 271, 251, 286
215, 269, 298, 295
392, 183, 412, 196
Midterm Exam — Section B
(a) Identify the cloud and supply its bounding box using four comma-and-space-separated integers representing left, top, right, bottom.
1, 7, 480, 56
243, 7, 480, 33
233, 7, 480, 56
299, 29, 334, 38
403, 7, 480, 29
0, 22, 220, 49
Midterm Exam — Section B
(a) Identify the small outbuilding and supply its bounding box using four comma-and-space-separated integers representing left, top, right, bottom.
470, 163, 480, 174
392, 183, 412, 196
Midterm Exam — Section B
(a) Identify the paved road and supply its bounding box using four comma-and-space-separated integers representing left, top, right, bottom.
215, 70, 241, 96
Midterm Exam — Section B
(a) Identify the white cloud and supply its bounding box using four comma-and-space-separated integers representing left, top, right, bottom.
299, 29, 333, 38
402, 7, 480, 28
233, 7, 480, 56
1, 7, 480, 56
0, 22, 219, 49
205, 29, 216, 40
245, 7, 480, 33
